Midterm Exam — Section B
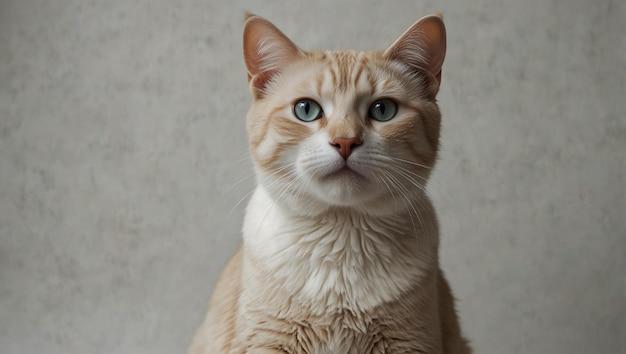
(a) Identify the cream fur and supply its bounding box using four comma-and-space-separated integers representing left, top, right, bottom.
190, 13, 471, 354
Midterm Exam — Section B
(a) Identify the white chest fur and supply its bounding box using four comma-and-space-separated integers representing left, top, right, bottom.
242, 186, 437, 315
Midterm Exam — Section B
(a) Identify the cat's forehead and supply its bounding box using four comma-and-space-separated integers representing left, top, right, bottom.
309, 50, 382, 81
314, 50, 373, 66
275, 50, 405, 99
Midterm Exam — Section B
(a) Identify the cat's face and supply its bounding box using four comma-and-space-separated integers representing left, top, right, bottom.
243, 15, 446, 215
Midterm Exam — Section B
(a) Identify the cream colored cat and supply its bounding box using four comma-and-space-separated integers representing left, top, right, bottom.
190, 13, 471, 354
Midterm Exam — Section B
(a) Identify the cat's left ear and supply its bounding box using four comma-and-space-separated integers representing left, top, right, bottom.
243, 15, 303, 98
384, 14, 446, 96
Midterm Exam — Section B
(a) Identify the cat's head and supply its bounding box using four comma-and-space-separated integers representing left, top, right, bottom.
243, 14, 446, 215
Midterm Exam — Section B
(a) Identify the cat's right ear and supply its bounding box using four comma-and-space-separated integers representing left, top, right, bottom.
384, 14, 446, 97
243, 15, 302, 98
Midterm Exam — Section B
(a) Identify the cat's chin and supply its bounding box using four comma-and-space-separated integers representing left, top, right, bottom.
310, 168, 378, 207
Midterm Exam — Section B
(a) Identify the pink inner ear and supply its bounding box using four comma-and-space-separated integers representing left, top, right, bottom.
384, 15, 446, 83
249, 71, 274, 92
243, 16, 302, 92
419, 17, 446, 76
243, 19, 268, 78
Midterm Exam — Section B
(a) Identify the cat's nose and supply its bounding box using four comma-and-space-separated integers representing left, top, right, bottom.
330, 137, 363, 160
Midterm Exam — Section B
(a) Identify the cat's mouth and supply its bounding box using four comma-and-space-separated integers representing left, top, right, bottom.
323, 166, 364, 181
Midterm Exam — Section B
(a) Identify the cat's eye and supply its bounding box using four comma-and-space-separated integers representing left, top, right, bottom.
368, 99, 397, 122
294, 99, 323, 122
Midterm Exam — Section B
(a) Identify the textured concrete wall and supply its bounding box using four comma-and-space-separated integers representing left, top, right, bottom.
1, 0, 624, 353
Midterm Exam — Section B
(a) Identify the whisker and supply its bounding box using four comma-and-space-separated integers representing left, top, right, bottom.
387, 168, 433, 250
375, 171, 399, 215
217, 155, 252, 169
392, 164, 430, 184
224, 187, 256, 222
387, 166, 436, 238
224, 163, 294, 196
387, 156, 432, 170
224, 163, 296, 227
222, 172, 256, 195
362, 155, 429, 184
380, 169, 421, 241
387, 166, 427, 193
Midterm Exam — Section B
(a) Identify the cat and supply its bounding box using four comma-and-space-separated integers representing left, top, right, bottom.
189, 13, 471, 354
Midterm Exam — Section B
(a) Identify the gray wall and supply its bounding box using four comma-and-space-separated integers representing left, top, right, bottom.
1, 0, 624, 353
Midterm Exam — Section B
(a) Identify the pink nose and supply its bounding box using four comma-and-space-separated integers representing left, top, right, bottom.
330, 137, 363, 160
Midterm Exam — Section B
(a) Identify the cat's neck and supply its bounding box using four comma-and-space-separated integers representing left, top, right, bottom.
242, 185, 438, 314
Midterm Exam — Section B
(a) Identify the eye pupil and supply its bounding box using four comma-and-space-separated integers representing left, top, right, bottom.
369, 99, 397, 122
294, 99, 322, 122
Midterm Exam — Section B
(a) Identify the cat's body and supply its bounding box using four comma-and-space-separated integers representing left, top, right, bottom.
190, 14, 471, 354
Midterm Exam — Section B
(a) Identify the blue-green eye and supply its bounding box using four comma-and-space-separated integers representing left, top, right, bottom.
368, 99, 397, 122
294, 99, 323, 122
